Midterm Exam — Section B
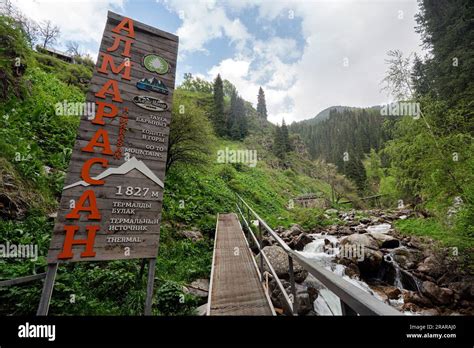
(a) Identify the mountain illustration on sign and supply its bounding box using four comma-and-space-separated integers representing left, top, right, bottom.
136, 77, 169, 95
63, 157, 164, 190
143, 54, 169, 74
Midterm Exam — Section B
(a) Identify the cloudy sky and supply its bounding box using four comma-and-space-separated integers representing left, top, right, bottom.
12, 0, 424, 124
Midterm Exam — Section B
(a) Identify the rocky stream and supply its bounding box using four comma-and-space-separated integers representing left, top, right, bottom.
257, 209, 474, 316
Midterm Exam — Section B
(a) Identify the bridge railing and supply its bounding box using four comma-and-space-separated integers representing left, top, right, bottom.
235, 193, 400, 316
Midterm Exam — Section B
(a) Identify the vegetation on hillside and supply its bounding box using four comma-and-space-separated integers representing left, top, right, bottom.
0, 0, 472, 316
289, 0, 474, 259
0, 7, 342, 315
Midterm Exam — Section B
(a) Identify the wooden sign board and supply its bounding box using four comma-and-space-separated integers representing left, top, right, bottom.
46, 11, 178, 263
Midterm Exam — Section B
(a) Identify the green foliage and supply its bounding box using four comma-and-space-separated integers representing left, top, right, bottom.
0, 15, 31, 98
273, 120, 291, 160
394, 218, 473, 251
155, 281, 197, 316
383, 101, 473, 207
415, 0, 474, 105
228, 90, 248, 140
0, 67, 82, 198
212, 74, 226, 137
167, 89, 215, 171
378, 175, 399, 206
291, 207, 332, 230
256, 86, 268, 119
290, 107, 387, 167
32, 51, 92, 93
179, 72, 213, 94
344, 155, 367, 193
223, 79, 237, 98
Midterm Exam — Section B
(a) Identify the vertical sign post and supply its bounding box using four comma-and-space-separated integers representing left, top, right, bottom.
38, 11, 178, 315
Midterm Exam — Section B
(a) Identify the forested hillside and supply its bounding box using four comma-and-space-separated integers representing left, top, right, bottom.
0, 0, 472, 317
290, 0, 474, 240
0, 7, 342, 315
290, 107, 391, 191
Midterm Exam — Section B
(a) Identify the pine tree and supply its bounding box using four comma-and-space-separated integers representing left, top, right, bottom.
228, 89, 237, 133
345, 154, 367, 192
415, 0, 474, 105
273, 125, 284, 158
237, 97, 248, 139
281, 118, 291, 151
256, 86, 268, 119
212, 74, 226, 136
229, 93, 248, 140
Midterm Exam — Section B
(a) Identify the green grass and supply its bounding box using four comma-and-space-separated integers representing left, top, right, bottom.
394, 218, 474, 251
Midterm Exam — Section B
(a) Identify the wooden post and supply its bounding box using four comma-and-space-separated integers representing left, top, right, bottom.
288, 255, 298, 315
136, 259, 147, 286
37, 263, 58, 316
144, 258, 157, 315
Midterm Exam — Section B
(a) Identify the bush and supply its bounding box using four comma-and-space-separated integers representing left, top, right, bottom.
155, 281, 198, 316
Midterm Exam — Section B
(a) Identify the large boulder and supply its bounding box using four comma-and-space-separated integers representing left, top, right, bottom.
183, 279, 209, 298
416, 256, 445, 279
403, 290, 433, 307
269, 279, 314, 316
339, 234, 382, 278
289, 224, 304, 236
260, 245, 308, 283
368, 232, 400, 249
422, 281, 454, 306
371, 285, 401, 301
357, 249, 384, 278
295, 284, 313, 315
340, 233, 379, 250
391, 248, 423, 270
178, 230, 203, 242
449, 281, 474, 302
336, 257, 361, 278
291, 233, 313, 251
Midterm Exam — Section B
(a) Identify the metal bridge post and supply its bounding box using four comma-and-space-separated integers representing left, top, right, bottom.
247, 205, 251, 226
258, 221, 264, 282
288, 255, 298, 315
340, 300, 358, 316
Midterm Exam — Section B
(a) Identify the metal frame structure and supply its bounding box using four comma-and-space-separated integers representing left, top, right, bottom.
235, 193, 401, 316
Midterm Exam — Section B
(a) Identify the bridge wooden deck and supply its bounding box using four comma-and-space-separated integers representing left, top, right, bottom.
207, 213, 275, 316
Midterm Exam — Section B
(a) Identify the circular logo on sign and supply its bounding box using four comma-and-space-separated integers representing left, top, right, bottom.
143, 54, 169, 75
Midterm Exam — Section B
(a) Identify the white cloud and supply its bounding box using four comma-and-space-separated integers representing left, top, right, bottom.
283, 0, 423, 122
12, 0, 124, 52
160, 0, 250, 54
207, 57, 295, 124
12, 0, 424, 124
206, 0, 423, 123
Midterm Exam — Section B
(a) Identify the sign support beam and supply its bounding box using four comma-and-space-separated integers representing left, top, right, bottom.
37, 263, 58, 316
144, 258, 157, 315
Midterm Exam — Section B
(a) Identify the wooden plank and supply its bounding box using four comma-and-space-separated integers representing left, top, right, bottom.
144, 258, 157, 315
37, 264, 58, 315
208, 213, 274, 316
0, 273, 46, 287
